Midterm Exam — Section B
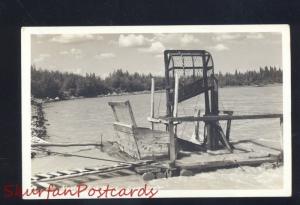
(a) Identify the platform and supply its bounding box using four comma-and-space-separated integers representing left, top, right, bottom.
175, 140, 282, 170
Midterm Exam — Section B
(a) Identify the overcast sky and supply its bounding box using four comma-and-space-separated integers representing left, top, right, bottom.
31, 32, 282, 77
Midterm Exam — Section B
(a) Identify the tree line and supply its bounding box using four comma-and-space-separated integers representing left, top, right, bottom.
31, 65, 282, 99
216, 66, 282, 87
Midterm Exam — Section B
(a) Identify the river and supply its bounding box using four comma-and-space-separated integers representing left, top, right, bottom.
35, 84, 283, 190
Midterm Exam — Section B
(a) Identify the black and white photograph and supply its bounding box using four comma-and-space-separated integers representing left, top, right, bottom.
21, 25, 291, 198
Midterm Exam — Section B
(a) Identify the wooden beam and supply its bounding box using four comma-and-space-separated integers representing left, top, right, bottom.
225, 111, 233, 141
173, 74, 179, 118
194, 109, 201, 140
168, 122, 177, 163
125, 101, 137, 127
108, 101, 129, 107
110, 106, 119, 122
168, 66, 214, 70
164, 51, 172, 117
169, 114, 283, 122
202, 54, 210, 114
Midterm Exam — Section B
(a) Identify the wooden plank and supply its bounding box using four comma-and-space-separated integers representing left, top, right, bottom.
175, 156, 279, 170
35, 173, 53, 179
110, 105, 119, 122
126, 101, 137, 127
113, 123, 134, 134
47, 172, 64, 177
108, 101, 129, 107
216, 124, 233, 152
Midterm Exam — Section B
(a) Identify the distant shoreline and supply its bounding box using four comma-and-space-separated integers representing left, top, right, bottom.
40, 82, 282, 104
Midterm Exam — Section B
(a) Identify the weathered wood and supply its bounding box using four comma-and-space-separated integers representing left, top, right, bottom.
164, 51, 172, 117
206, 123, 214, 150
108, 101, 138, 126
216, 124, 233, 152
175, 139, 281, 170
113, 123, 134, 134
175, 156, 279, 170
169, 114, 283, 122
194, 109, 201, 140
108, 101, 129, 107
147, 116, 169, 124
110, 105, 119, 122
168, 122, 177, 163
173, 74, 179, 118
202, 54, 210, 114
225, 111, 233, 141
126, 101, 137, 127
147, 117, 182, 125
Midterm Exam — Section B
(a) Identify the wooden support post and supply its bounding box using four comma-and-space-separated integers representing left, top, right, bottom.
211, 77, 219, 114
225, 111, 233, 141
168, 121, 176, 163
209, 121, 218, 150
216, 123, 233, 152
202, 54, 210, 115
164, 51, 172, 118
173, 74, 179, 135
194, 109, 201, 141
173, 74, 179, 118
168, 74, 179, 163
150, 78, 155, 130
191, 56, 195, 79
206, 122, 213, 150
280, 116, 283, 151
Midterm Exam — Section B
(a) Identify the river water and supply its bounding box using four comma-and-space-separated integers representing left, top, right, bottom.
44, 84, 282, 148
40, 84, 284, 190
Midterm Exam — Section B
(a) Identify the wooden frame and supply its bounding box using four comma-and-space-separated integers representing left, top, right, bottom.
108, 100, 169, 160
108, 100, 137, 127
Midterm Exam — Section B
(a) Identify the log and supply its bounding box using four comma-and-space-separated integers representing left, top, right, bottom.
32, 143, 103, 147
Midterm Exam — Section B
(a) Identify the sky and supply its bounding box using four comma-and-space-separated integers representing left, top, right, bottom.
31, 32, 282, 77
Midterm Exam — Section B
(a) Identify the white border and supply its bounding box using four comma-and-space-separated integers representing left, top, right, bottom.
22, 25, 291, 199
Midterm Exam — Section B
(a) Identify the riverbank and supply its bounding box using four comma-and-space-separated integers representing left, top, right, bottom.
31, 98, 48, 158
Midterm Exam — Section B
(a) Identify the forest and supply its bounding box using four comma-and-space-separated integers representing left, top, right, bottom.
31, 65, 282, 99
